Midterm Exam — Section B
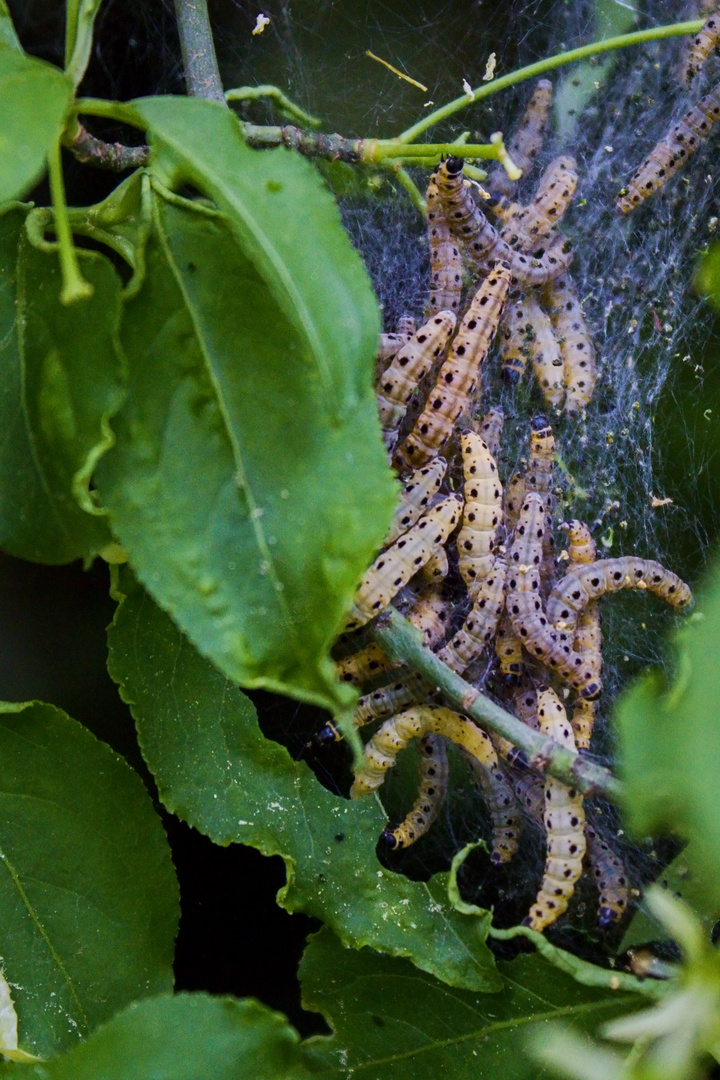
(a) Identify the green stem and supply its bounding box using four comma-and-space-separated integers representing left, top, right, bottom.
225, 85, 321, 127
390, 166, 426, 214
372, 142, 502, 161
397, 19, 704, 144
65, 0, 104, 89
370, 608, 623, 803
47, 141, 93, 304
173, 0, 225, 103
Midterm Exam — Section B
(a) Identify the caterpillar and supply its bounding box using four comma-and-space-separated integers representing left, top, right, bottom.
514, 772, 544, 823
457, 432, 503, 595
420, 545, 449, 582
376, 311, 457, 446
485, 78, 553, 198
491, 679, 537, 763
437, 556, 507, 674
503, 471, 527, 532
681, 5, 720, 85
462, 750, 521, 864
547, 556, 694, 635
544, 275, 597, 417
523, 295, 564, 408
505, 494, 601, 699
351, 673, 428, 732
436, 158, 573, 286
381, 734, 449, 849
397, 264, 512, 469
351, 705, 516, 864
337, 583, 450, 685
343, 494, 462, 631
384, 457, 447, 546
495, 613, 524, 682
425, 173, 463, 319
376, 331, 412, 366
501, 156, 578, 248
570, 699, 597, 754
524, 414, 556, 584
523, 688, 586, 931
563, 520, 602, 748
397, 315, 417, 339
499, 294, 533, 384
584, 823, 630, 929
617, 81, 720, 213
474, 406, 504, 458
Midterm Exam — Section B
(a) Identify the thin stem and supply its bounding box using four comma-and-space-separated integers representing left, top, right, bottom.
47, 141, 93, 304
372, 142, 502, 161
226, 85, 321, 128
370, 608, 623, 803
397, 19, 704, 144
390, 166, 426, 214
64, 122, 149, 171
173, 0, 225, 103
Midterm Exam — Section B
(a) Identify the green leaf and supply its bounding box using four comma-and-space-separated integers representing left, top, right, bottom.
0, 49, 73, 201
0, 0, 22, 51
0, 204, 125, 563
3, 994, 317, 1080
0, 698, 178, 1059
95, 178, 395, 712
695, 241, 720, 314
64, 0, 103, 88
299, 927, 639, 1079
107, 570, 502, 992
616, 559, 720, 913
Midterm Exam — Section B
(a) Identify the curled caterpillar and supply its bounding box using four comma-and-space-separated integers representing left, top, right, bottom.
385, 457, 447, 546
617, 81, 720, 213
397, 264, 511, 468
547, 556, 694, 635
499, 294, 532, 384
437, 556, 507, 674
485, 78, 553, 198
376, 311, 456, 445
681, 5, 720, 85
523, 295, 564, 408
544, 275, 597, 417
344, 495, 462, 631
436, 158, 573, 286
523, 688, 586, 931
474, 406, 504, 459
350, 673, 428, 733
382, 734, 449, 849
505, 494, 601, 699
495, 612, 524, 682
584, 823, 629, 929
457, 432, 503, 594
501, 156, 578, 248
425, 173, 463, 319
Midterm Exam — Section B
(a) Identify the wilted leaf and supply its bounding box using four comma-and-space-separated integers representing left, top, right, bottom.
0, 699, 178, 1059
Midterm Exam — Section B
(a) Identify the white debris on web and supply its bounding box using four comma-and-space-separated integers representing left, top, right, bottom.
252, 13, 270, 35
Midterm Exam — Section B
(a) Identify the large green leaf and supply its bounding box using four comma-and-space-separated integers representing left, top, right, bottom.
0, 49, 73, 201
0, 699, 178, 1059
0, 1, 22, 51
0, 205, 125, 563
1, 994, 316, 1080
300, 927, 638, 1079
107, 570, 502, 992
616, 559, 720, 913
95, 178, 395, 712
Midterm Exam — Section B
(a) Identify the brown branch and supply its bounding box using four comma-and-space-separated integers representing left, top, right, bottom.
65, 124, 149, 171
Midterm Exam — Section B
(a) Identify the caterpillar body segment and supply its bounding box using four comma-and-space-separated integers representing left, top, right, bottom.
397, 265, 512, 468
376, 331, 412, 365
436, 158, 573, 286
547, 557, 694, 635
485, 78, 553, 197
352, 673, 428, 731
382, 734, 449, 849
584, 823, 630, 929
514, 772, 544, 823
503, 471, 527, 532
376, 311, 457, 444
563, 519, 602, 713
495, 612, 524, 681
463, 750, 521, 864
457, 432, 503, 593
524, 295, 564, 407
336, 642, 394, 687
570, 698, 597, 752
420, 545, 450, 582
474, 406, 504, 458
501, 156, 578, 248
524, 689, 586, 931
563, 519, 596, 566
397, 315, 417, 339
425, 174, 463, 319
344, 495, 462, 631
437, 557, 507, 673
499, 295, 532, 384
545, 275, 597, 416
384, 458, 448, 546
681, 6, 720, 85
525, 415, 556, 584
617, 81, 720, 213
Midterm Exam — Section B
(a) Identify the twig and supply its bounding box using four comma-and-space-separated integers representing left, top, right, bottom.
226, 84, 321, 127
173, 0, 225, 103
64, 123, 149, 171
397, 19, 704, 144
370, 608, 624, 803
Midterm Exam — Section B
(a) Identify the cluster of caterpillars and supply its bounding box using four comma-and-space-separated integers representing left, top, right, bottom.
618, 3, 720, 212
326, 77, 695, 935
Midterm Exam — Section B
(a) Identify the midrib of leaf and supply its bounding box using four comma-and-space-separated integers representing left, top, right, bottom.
149, 125, 337, 408
0, 841, 88, 1028
339, 994, 635, 1072
153, 198, 297, 644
